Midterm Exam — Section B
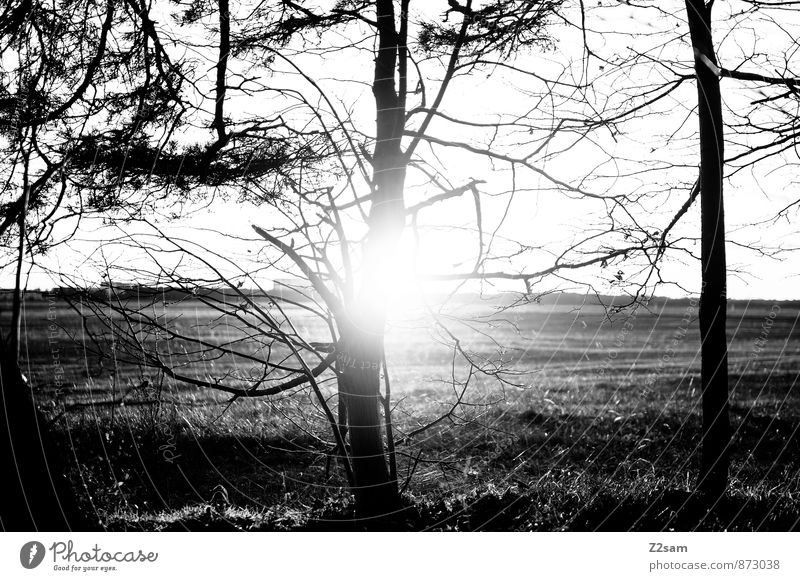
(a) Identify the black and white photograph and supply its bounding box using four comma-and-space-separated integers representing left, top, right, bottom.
1, 0, 799, 561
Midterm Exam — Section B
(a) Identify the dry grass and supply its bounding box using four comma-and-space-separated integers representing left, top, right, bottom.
13, 294, 800, 530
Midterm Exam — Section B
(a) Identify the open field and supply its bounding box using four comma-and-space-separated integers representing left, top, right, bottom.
10, 293, 800, 530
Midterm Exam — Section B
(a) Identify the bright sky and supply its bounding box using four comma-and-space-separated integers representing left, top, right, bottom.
9, 1, 800, 301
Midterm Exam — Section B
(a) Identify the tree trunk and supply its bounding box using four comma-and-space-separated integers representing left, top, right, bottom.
1, 174, 85, 529
0, 353, 85, 530
338, 324, 398, 520
335, 0, 406, 522
685, 0, 730, 498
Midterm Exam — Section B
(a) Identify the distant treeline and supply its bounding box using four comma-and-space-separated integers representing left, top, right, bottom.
0, 287, 798, 309
531, 292, 800, 310
0, 286, 281, 303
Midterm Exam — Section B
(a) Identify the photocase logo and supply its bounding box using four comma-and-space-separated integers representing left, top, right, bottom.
20, 541, 46, 569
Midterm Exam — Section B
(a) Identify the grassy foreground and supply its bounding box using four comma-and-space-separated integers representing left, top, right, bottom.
13, 294, 800, 530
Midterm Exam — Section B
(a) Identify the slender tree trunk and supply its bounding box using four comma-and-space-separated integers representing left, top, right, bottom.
338, 324, 398, 520
1, 185, 85, 530
685, 0, 730, 497
336, 0, 406, 521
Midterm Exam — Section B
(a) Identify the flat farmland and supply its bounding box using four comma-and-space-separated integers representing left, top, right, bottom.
9, 293, 800, 530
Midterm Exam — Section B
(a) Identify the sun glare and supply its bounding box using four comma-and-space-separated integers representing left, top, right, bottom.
361, 228, 468, 319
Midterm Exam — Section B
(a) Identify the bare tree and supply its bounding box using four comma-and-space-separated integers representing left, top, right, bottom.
59, 0, 635, 525
539, 0, 800, 498
685, 0, 730, 498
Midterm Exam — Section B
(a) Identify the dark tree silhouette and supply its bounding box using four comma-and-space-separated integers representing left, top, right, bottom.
62, 0, 598, 525
555, 0, 800, 498
685, 0, 730, 497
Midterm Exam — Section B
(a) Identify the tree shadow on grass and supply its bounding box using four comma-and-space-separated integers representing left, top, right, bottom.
111, 483, 799, 531
569, 489, 800, 531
